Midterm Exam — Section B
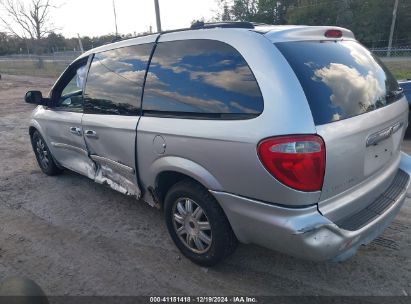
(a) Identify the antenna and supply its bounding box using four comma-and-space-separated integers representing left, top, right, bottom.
113, 0, 119, 37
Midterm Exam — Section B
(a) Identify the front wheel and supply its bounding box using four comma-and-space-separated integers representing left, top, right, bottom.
164, 180, 237, 266
31, 130, 62, 176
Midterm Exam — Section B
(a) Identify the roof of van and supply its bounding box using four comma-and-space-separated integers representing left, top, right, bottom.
78, 22, 355, 59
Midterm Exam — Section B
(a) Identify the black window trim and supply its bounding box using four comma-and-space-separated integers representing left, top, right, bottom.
49, 55, 92, 113
142, 110, 259, 120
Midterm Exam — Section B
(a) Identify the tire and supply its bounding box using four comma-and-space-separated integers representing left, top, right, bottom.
31, 130, 62, 176
164, 180, 238, 266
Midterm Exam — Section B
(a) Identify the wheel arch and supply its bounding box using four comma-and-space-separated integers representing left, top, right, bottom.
29, 120, 47, 143
148, 156, 223, 207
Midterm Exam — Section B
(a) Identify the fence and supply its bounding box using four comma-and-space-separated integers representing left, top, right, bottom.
0, 48, 410, 80
370, 46, 411, 58
0, 51, 82, 78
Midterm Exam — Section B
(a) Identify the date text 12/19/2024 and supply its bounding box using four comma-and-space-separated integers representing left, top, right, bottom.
150, 297, 258, 303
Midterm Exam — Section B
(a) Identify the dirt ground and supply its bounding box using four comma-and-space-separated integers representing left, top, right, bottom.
0, 74, 411, 296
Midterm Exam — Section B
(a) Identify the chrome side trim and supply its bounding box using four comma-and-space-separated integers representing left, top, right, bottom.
90, 155, 135, 175
51, 142, 88, 156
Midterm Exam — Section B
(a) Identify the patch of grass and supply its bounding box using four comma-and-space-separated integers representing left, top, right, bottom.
0, 60, 67, 79
381, 58, 411, 80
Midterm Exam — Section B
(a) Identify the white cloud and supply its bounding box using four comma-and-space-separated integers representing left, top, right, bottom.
314, 63, 385, 117
190, 65, 260, 97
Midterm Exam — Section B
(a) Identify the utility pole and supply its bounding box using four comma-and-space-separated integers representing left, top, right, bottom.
154, 0, 162, 32
77, 34, 84, 53
387, 0, 399, 57
113, 0, 119, 37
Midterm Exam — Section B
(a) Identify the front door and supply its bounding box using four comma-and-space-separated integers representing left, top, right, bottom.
81, 41, 155, 197
41, 57, 95, 178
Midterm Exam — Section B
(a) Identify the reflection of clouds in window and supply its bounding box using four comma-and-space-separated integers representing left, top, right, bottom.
216, 59, 235, 66
229, 101, 259, 114
97, 46, 151, 67
95, 57, 146, 83
331, 113, 341, 122
189, 65, 261, 97
144, 71, 233, 112
343, 43, 381, 73
76, 66, 87, 88
313, 63, 385, 117
276, 40, 400, 125
84, 44, 154, 115
144, 40, 263, 115
304, 61, 316, 69
145, 87, 230, 113
150, 40, 219, 70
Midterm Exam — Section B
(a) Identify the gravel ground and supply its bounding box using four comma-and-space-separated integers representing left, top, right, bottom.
0, 74, 411, 296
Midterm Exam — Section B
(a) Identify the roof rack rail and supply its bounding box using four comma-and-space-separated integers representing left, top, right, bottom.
190, 21, 255, 30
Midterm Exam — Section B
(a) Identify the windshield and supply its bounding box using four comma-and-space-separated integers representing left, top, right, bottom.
276, 40, 402, 125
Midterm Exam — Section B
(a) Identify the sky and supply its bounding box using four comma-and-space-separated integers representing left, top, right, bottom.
47, 0, 220, 38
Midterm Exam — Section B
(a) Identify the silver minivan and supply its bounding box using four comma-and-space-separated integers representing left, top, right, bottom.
25, 22, 411, 266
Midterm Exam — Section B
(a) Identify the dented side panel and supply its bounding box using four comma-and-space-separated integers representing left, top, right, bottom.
30, 107, 96, 178
81, 114, 142, 199
94, 163, 140, 197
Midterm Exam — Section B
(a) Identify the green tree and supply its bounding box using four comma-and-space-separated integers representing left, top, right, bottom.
215, 0, 411, 48
216, 0, 296, 24
45, 32, 66, 52
0, 0, 59, 66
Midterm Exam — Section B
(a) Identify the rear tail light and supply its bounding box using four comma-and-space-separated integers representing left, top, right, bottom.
257, 135, 325, 192
325, 29, 342, 38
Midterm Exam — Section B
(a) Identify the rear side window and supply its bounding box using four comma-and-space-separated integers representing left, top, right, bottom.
84, 43, 154, 115
142, 39, 263, 119
276, 41, 402, 125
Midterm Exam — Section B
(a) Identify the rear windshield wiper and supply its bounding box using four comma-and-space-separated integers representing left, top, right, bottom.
386, 87, 404, 102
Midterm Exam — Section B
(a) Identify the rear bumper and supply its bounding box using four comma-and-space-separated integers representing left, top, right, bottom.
211, 152, 411, 261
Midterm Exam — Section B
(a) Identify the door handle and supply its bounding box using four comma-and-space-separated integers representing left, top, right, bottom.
69, 127, 82, 136
85, 130, 98, 138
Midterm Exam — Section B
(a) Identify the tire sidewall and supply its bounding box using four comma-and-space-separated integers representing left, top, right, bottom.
31, 131, 59, 175
164, 181, 233, 266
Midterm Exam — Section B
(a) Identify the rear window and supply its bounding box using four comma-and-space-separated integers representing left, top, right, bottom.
276, 40, 402, 125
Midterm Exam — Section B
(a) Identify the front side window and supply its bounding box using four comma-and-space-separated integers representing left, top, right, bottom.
142, 39, 263, 119
84, 43, 154, 115
61, 65, 87, 97
52, 59, 88, 111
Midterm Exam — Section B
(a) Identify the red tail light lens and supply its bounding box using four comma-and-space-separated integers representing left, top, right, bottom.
325, 29, 342, 38
257, 135, 325, 192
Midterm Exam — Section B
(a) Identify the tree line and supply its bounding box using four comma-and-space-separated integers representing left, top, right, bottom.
216, 0, 411, 48
0, 32, 133, 56
0, 0, 136, 56
1, 0, 410, 57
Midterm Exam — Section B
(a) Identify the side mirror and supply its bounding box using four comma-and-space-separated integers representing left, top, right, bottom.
25, 91, 46, 105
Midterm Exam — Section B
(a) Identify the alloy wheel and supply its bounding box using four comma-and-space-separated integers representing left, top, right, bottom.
35, 137, 49, 170
172, 198, 212, 254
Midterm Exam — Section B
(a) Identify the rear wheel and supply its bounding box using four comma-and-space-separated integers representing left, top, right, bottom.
164, 180, 237, 266
31, 130, 62, 176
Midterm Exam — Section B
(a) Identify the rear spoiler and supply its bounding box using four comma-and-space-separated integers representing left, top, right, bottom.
263, 26, 355, 43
